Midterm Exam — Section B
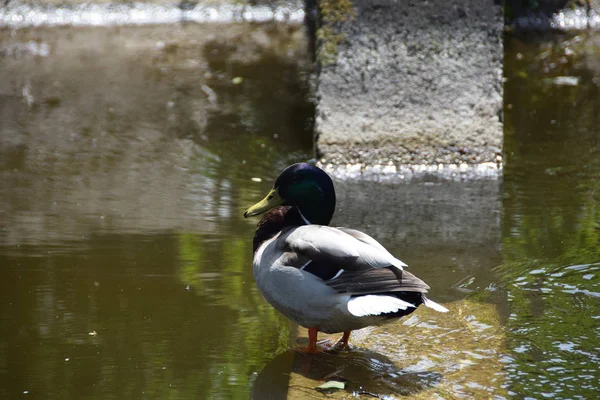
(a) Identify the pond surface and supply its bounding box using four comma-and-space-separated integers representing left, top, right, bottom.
502, 32, 600, 399
0, 25, 599, 399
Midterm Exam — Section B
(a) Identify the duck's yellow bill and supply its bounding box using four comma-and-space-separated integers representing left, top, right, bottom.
244, 188, 282, 218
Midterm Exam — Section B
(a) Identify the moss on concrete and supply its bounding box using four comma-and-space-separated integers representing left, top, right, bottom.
316, 0, 355, 65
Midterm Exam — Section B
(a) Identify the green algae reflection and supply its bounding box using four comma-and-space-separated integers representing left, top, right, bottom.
176, 232, 289, 398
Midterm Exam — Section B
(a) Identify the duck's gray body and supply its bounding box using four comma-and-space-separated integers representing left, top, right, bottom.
252, 224, 447, 334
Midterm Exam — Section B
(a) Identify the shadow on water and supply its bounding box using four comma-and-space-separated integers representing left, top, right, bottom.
252, 348, 441, 400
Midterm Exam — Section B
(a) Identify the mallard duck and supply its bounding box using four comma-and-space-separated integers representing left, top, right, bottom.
244, 163, 448, 352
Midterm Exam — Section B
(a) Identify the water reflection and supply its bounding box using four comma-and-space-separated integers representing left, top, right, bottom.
0, 23, 310, 399
502, 32, 600, 398
0, 233, 290, 399
334, 179, 503, 305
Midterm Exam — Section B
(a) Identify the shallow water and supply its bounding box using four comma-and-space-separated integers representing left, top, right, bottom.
0, 25, 599, 399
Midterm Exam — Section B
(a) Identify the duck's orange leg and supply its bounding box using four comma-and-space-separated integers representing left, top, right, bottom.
307, 327, 319, 353
340, 331, 351, 345
333, 330, 351, 350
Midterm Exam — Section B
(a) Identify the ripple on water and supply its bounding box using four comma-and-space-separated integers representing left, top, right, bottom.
503, 262, 600, 399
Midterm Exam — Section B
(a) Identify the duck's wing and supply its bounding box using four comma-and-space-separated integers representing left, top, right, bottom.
334, 227, 390, 254
326, 267, 429, 295
278, 225, 448, 314
283, 225, 407, 271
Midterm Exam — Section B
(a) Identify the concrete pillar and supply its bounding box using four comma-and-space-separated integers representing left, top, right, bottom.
315, 0, 504, 169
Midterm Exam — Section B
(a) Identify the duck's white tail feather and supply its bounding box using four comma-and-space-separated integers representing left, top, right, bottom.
423, 297, 449, 313
347, 295, 415, 317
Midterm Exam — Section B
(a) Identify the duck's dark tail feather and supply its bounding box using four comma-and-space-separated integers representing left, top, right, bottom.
377, 291, 423, 319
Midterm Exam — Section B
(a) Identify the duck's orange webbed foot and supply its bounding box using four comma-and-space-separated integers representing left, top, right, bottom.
295, 328, 353, 353
332, 331, 352, 351
295, 327, 320, 354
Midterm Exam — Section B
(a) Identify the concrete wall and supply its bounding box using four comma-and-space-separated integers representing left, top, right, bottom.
315, 0, 504, 168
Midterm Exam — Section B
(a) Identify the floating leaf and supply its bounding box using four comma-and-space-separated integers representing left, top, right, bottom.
315, 380, 345, 393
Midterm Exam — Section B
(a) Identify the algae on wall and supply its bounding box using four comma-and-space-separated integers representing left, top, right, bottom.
316, 0, 356, 65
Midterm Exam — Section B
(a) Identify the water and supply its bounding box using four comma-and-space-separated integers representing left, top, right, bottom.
1, 25, 599, 399
502, 32, 600, 399
0, 23, 311, 399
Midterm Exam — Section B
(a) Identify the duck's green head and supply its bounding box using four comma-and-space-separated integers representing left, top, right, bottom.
244, 163, 336, 225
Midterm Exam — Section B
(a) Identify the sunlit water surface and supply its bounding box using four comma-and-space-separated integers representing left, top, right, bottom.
1, 25, 599, 399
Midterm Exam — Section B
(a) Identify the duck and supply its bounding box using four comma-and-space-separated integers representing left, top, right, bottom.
244, 163, 448, 353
